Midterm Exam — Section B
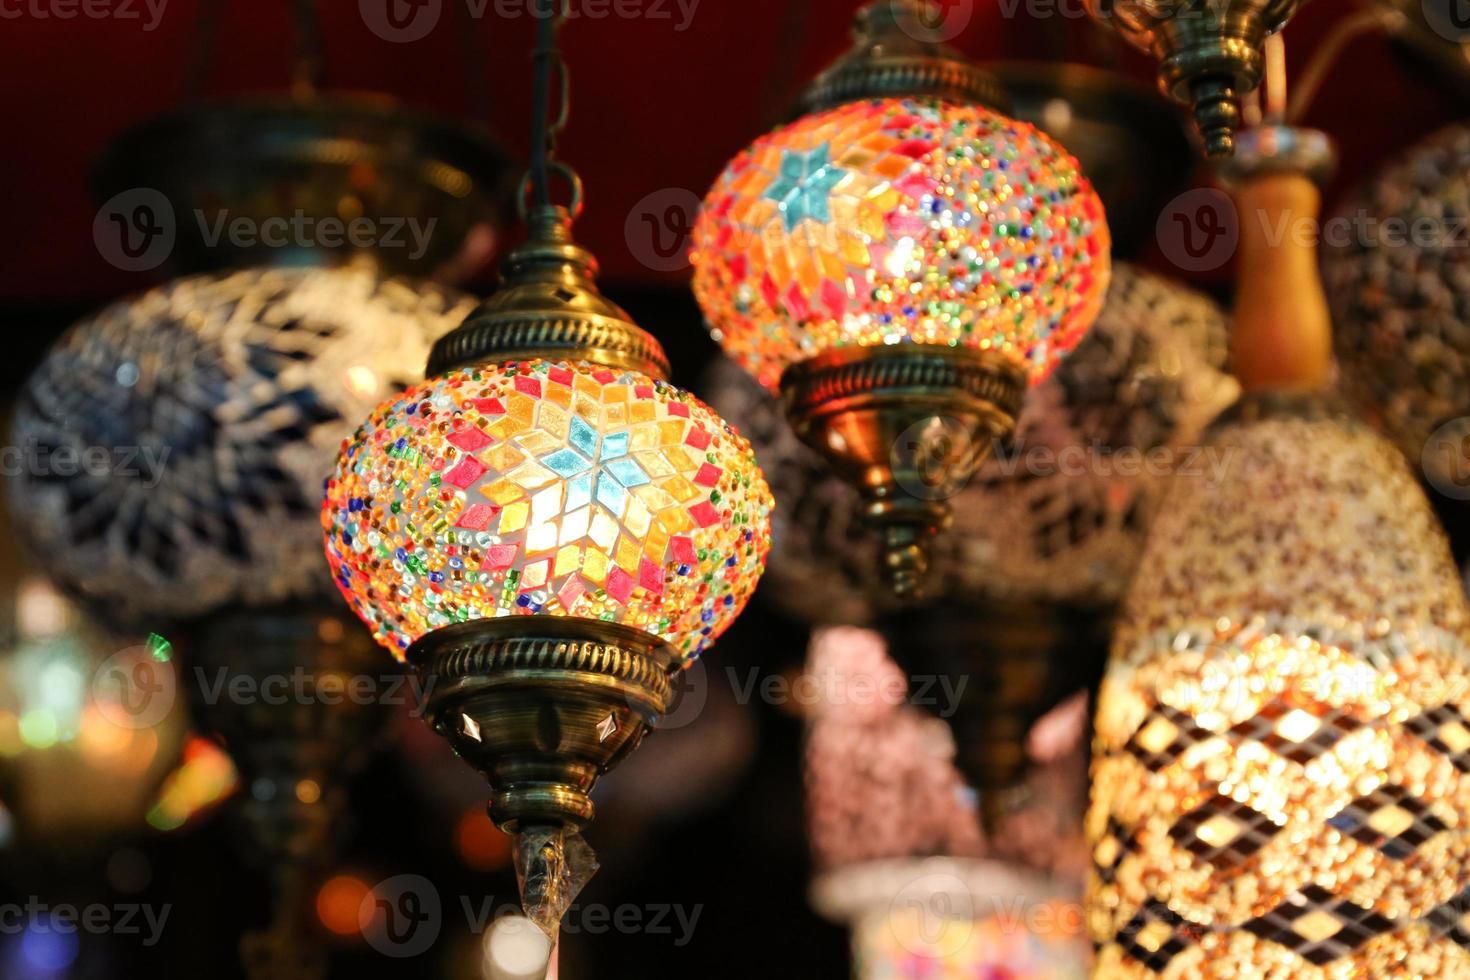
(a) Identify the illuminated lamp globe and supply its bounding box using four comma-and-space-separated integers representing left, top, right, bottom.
8, 266, 476, 628
1088, 394, 1470, 977
322, 200, 773, 938
691, 1, 1109, 596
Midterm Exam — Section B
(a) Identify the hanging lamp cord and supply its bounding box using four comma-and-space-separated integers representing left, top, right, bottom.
525, 0, 578, 217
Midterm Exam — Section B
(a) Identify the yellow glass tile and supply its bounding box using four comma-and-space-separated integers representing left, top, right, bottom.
633, 484, 678, 512
658, 508, 694, 534
498, 501, 529, 535
484, 443, 525, 472
605, 403, 627, 426
663, 447, 696, 471
554, 544, 582, 577
483, 478, 525, 506
1439, 721, 1470, 754
818, 248, 848, 286
488, 416, 523, 441
835, 145, 874, 170
545, 383, 572, 410
615, 536, 640, 572
658, 420, 686, 446
1195, 814, 1241, 847
630, 426, 659, 451
506, 394, 535, 424
574, 374, 601, 399
1291, 911, 1343, 943
1274, 709, 1322, 743
1094, 836, 1120, 868
637, 450, 675, 479
662, 474, 698, 503
582, 549, 609, 585
1134, 716, 1180, 754
839, 229, 871, 267
644, 526, 670, 561
516, 430, 560, 455
630, 400, 656, 424
1367, 805, 1416, 839
1136, 921, 1173, 954
793, 251, 821, 294
600, 383, 628, 405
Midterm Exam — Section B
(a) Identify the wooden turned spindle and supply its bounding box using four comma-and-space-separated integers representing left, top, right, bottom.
1230, 169, 1334, 392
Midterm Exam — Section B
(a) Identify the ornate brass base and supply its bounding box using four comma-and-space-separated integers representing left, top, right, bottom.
1082, 0, 1304, 157
406, 616, 677, 832
781, 345, 1025, 598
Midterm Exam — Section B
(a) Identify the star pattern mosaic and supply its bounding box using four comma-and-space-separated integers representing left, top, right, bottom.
1087, 404, 1470, 978
692, 96, 1110, 391
322, 359, 773, 662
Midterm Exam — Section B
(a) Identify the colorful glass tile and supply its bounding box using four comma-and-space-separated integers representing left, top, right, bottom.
692, 97, 1110, 391
322, 359, 773, 663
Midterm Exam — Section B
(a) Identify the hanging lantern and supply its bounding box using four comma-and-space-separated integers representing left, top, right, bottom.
1088, 395, 1470, 977
323, 7, 774, 933
1080, 0, 1305, 157
324, 200, 773, 938
1088, 123, 1470, 975
1323, 122, 1470, 497
10, 266, 477, 623
9, 82, 507, 980
690, 0, 1110, 596
704, 262, 1234, 625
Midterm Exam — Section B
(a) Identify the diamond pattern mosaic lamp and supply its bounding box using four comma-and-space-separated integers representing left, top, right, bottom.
690, 0, 1109, 596
1087, 125, 1470, 977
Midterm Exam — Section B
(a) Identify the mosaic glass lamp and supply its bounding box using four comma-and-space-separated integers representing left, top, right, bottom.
323, 197, 773, 936
1323, 122, 1470, 496
703, 262, 1235, 625
690, 0, 1109, 596
8, 92, 506, 980
1088, 125, 1470, 976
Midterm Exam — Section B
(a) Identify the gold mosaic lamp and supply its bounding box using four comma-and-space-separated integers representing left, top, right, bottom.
322, 10, 773, 943
690, 0, 1109, 596
1087, 123, 1470, 976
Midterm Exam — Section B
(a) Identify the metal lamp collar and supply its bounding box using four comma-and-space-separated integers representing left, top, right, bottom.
1215, 123, 1336, 186
796, 0, 1011, 115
